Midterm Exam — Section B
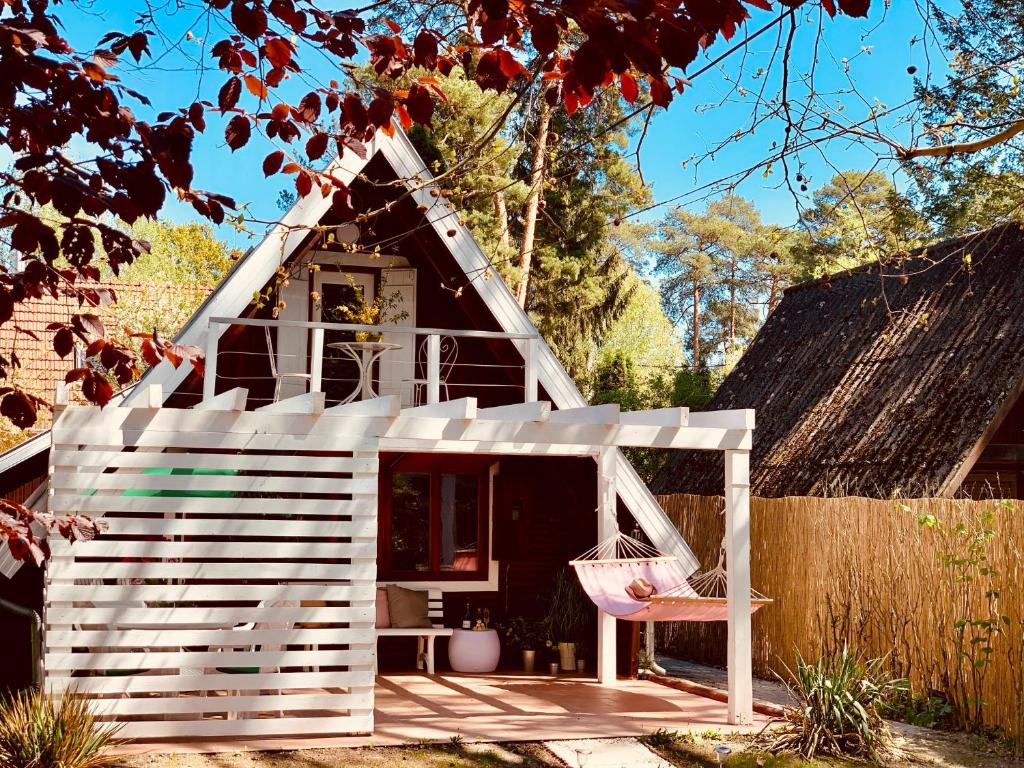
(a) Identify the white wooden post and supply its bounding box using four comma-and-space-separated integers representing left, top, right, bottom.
309, 327, 324, 393
524, 337, 538, 402
596, 447, 618, 685
426, 334, 441, 405
725, 449, 753, 724
202, 326, 219, 403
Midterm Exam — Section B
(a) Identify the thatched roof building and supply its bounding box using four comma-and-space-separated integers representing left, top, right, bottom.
652, 223, 1024, 499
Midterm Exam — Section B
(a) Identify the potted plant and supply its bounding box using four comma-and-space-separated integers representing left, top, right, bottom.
317, 268, 409, 341
545, 568, 591, 672
502, 617, 546, 674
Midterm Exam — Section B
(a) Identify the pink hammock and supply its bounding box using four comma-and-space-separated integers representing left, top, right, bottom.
570, 533, 770, 622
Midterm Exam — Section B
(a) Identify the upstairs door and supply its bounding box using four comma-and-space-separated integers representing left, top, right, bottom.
376, 268, 416, 406
314, 271, 376, 406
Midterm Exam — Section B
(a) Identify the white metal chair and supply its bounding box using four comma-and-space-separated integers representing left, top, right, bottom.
405, 335, 458, 405
265, 326, 311, 403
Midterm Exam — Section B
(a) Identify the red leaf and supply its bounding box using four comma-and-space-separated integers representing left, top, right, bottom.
405, 83, 434, 124
0, 391, 37, 429
218, 77, 242, 110
0, 291, 12, 326
225, 115, 251, 150
264, 36, 293, 69
53, 327, 74, 358
837, 0, 869, 16
529, 13, 559, 56
820, 0, 837, 15
232, 1, 268, 39
649, 77, 673, 107
263, 150, 285, 176
81, 369, 114, 407
396, 103, 412, 130
498, 50, 527, 80
188, 102, 206, 132
298, 91, 321, 122
295, 171, 313, 197
306, 132, 329, 160
384, 17, 401, 33
413, 31, 438, 69
620, 71, 638, 104
244, 74, 267, 99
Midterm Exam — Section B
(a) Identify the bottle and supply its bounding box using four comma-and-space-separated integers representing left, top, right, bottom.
462, 600, 472, 629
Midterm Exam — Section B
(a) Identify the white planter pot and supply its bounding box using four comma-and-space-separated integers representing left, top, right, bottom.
522, 649, 536, 674
558, 642, 576, 671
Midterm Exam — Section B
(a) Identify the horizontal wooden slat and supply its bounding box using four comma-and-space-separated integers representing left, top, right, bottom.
50, 451, 377, 474
86, 691, 373, 717
45, 647, 374, 671
46, 605, 374, 626
45, 669, 369, 695
109, 712, 373, 740
47, 583, 374, 603
49, 541, 376, 560
45, 625, 371, 649
89, 517, 377, 539
48, 495, 375, 517
52, 431, 379, 452
51, 473, 377, 495
46, 562, 372, 581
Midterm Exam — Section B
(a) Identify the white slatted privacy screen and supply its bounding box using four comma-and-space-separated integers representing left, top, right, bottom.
45, 406, 379, 740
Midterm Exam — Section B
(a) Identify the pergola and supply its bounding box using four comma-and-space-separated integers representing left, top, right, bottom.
46, 388, 755, 739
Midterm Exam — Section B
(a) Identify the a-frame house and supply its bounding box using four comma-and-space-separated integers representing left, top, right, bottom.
1, 127, 757, 744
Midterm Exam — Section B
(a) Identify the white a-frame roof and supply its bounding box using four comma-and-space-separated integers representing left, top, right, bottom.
3, 126, 709, 573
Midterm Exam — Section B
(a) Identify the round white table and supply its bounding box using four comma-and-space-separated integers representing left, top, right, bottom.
448, 628, 501, 673
326, 340, 401, 404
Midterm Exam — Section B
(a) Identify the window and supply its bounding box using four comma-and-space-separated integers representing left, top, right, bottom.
380, 455, 491, 580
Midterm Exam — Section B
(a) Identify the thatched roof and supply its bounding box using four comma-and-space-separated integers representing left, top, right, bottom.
651, 223, 1024, 498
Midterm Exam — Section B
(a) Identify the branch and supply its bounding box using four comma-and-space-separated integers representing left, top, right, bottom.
899, 119, 1024, 160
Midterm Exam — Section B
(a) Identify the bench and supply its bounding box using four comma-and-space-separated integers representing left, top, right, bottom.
376, 588, 453, 674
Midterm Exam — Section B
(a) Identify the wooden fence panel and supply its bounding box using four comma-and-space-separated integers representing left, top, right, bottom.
46, 408, 378, 741
656, 493, 1024, 743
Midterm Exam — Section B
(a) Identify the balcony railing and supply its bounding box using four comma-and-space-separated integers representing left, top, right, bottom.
203, 317, 540, 409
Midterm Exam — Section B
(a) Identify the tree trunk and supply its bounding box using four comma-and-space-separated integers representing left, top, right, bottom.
729, 259, 737, 356
768, 274, 782, 314
515, 96, 553, 308
494, 189, 510, 250
692, 281, 701, 369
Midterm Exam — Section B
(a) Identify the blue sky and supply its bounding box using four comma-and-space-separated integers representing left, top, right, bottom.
55, 2, 950, 248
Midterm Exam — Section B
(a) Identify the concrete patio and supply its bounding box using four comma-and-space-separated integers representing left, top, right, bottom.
113, 672, 768, 755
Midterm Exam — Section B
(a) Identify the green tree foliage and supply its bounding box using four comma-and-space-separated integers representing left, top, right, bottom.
791, 171, 928, 281
651, 194, 769, 368
105, 220, 232, 346
913, 0, 1024, 234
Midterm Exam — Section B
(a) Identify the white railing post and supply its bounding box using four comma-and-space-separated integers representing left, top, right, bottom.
524, 336, 538, 402
725, 448, 753, 725
596, 447, 618, 685
202, 324, 219, 403
426, 334, 441, 405
309, 327, 324, 393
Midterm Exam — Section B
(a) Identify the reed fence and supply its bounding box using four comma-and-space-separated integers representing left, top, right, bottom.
656, 493, 1024, 745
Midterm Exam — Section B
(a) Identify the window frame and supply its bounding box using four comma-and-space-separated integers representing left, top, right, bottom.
378, 454, 492, 582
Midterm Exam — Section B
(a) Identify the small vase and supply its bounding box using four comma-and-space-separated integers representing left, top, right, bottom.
576, 659, 586, 673
558, 642, 576, 671
522, 649, 536, 674
549, 661, 559, 676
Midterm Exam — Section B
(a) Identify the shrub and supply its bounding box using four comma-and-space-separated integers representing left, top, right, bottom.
0, 688, 121, 768
763, 646, 906, 762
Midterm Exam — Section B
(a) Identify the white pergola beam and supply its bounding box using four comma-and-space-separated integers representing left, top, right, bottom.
255, 391, 326, 414
688, 409, 755, 430
325, 395, 401, 418
403, 397, 477, 420
193, 387, 249, 412
596, 447, 617, 685
618, 407, 689, 427
725, 449, 753, 725
476, 401, 550, 422
549, 404, 620, 425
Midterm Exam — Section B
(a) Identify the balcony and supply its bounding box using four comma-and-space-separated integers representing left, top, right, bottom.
202, 317, 541, 410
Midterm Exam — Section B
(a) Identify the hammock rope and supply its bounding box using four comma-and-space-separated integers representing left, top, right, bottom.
570, 531, 771, 622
